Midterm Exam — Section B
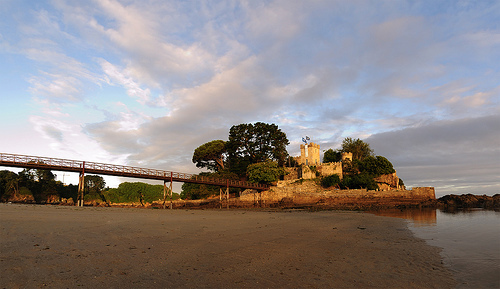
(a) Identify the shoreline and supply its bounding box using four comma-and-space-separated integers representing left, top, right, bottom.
0, 203, 456, 288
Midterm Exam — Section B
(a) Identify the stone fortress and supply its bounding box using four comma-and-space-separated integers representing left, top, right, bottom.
285, 142, 402, 191
239, 141, 436, 208
286, 142, 350, 181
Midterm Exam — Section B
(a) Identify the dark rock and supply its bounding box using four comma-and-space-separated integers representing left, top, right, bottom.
436, 194, 500, 209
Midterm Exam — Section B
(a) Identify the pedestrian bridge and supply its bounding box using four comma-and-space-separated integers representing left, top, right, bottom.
0, 153, 269, 207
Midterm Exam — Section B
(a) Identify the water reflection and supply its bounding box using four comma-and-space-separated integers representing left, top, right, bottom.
371, 208, 500, 289
369, 208, 437, 226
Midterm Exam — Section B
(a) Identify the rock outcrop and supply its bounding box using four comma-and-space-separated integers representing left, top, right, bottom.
435, 194, 500, 210
374, 172, 402, 190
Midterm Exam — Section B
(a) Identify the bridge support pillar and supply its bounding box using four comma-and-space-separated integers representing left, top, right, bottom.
226, 182, 229, 209
77, 172, 84, 207
163, 176, 173, 209
219, 180, 229, 209
163, 181, 167, 209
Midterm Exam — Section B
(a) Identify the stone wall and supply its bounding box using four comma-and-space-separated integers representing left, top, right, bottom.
283, 162, 343, 181
283, 167, 300, 181
283, 166, 316, 180
239, 180, 435, 208
318, 162, 343, 179
300, 165, 317, 179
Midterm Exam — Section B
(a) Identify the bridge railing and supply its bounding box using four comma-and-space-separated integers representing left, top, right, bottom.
0, 153, 269, 190
0, 153, 84, 169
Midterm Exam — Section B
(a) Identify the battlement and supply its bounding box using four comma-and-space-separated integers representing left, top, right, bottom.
298, 142, 321, 166
341, 152, 352, 162
299, 143, 320, 150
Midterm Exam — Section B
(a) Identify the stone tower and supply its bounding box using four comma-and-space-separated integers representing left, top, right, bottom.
298, 142, 321, 166
341, 152, 353, 162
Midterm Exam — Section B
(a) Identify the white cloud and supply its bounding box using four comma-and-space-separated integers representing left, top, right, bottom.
434, 83, 499, 116
443, 91, 487, 108
244, 0, 306, 43
2, 0, 499, 195
99, 59, 152, 104
89, 0, 217, 88
28, 113, 123, 164
28, 72, 82, 102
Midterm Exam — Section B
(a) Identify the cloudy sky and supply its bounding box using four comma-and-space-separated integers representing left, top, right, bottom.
1, 0, 499, 197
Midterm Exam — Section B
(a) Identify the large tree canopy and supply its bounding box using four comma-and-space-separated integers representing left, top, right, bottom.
226, 122, 289, 176
84, 175, 107, 202
340, 137, 374, 161
246, 161, 284, 185
323, 148, 342, 163
192, 140, 227, 172
359, 156, 396, 177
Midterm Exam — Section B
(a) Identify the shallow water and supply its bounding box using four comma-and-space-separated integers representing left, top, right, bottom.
371, 208, 500, 289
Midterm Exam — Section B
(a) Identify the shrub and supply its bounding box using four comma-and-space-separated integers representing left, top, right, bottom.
104, 182, 180, 203
180, 182, 218, 200
340, 173, 378, 190
321, 174, 341, 188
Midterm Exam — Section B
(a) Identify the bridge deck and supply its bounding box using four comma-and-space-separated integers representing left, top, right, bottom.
0, 153, 268, 191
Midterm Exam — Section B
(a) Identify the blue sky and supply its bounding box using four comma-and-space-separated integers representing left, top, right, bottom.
1, 0, 499, 197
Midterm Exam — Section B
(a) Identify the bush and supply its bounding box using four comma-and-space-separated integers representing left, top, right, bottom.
180, 183, 218, 200
321, 174, 341, 188
340, 173, 378, 190
104, 182, 180, 203
246, 161, 284, 184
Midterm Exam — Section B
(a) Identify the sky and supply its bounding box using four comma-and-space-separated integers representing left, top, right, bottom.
1, 0, 499, 197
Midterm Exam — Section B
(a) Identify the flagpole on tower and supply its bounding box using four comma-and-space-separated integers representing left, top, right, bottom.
303, 136, 310, 158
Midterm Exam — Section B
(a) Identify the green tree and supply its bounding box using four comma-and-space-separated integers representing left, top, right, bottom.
285, 156, 298, 167
0, 170, 20, 199
340, 137, 374, 161
359, 156, 395, 177
192, 140, 227, 172
246, 161, 284, 185
226, 122, 289, 176
35, 169, 56, 183
320, 174, 341, 188
84, 175, 106, 202
36, 169, 57, 198
18, 168, 57, 203
1, 169, 77, 203
56, 183, 78, 201
323, 149, 342, 163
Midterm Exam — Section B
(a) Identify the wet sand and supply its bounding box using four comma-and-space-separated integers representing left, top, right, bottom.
0, 204, 456, 288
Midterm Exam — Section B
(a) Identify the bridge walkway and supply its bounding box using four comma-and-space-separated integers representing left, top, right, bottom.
0, 153, 269, 207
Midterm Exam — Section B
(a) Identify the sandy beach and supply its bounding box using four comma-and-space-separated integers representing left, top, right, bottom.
0, 204, 456, 288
